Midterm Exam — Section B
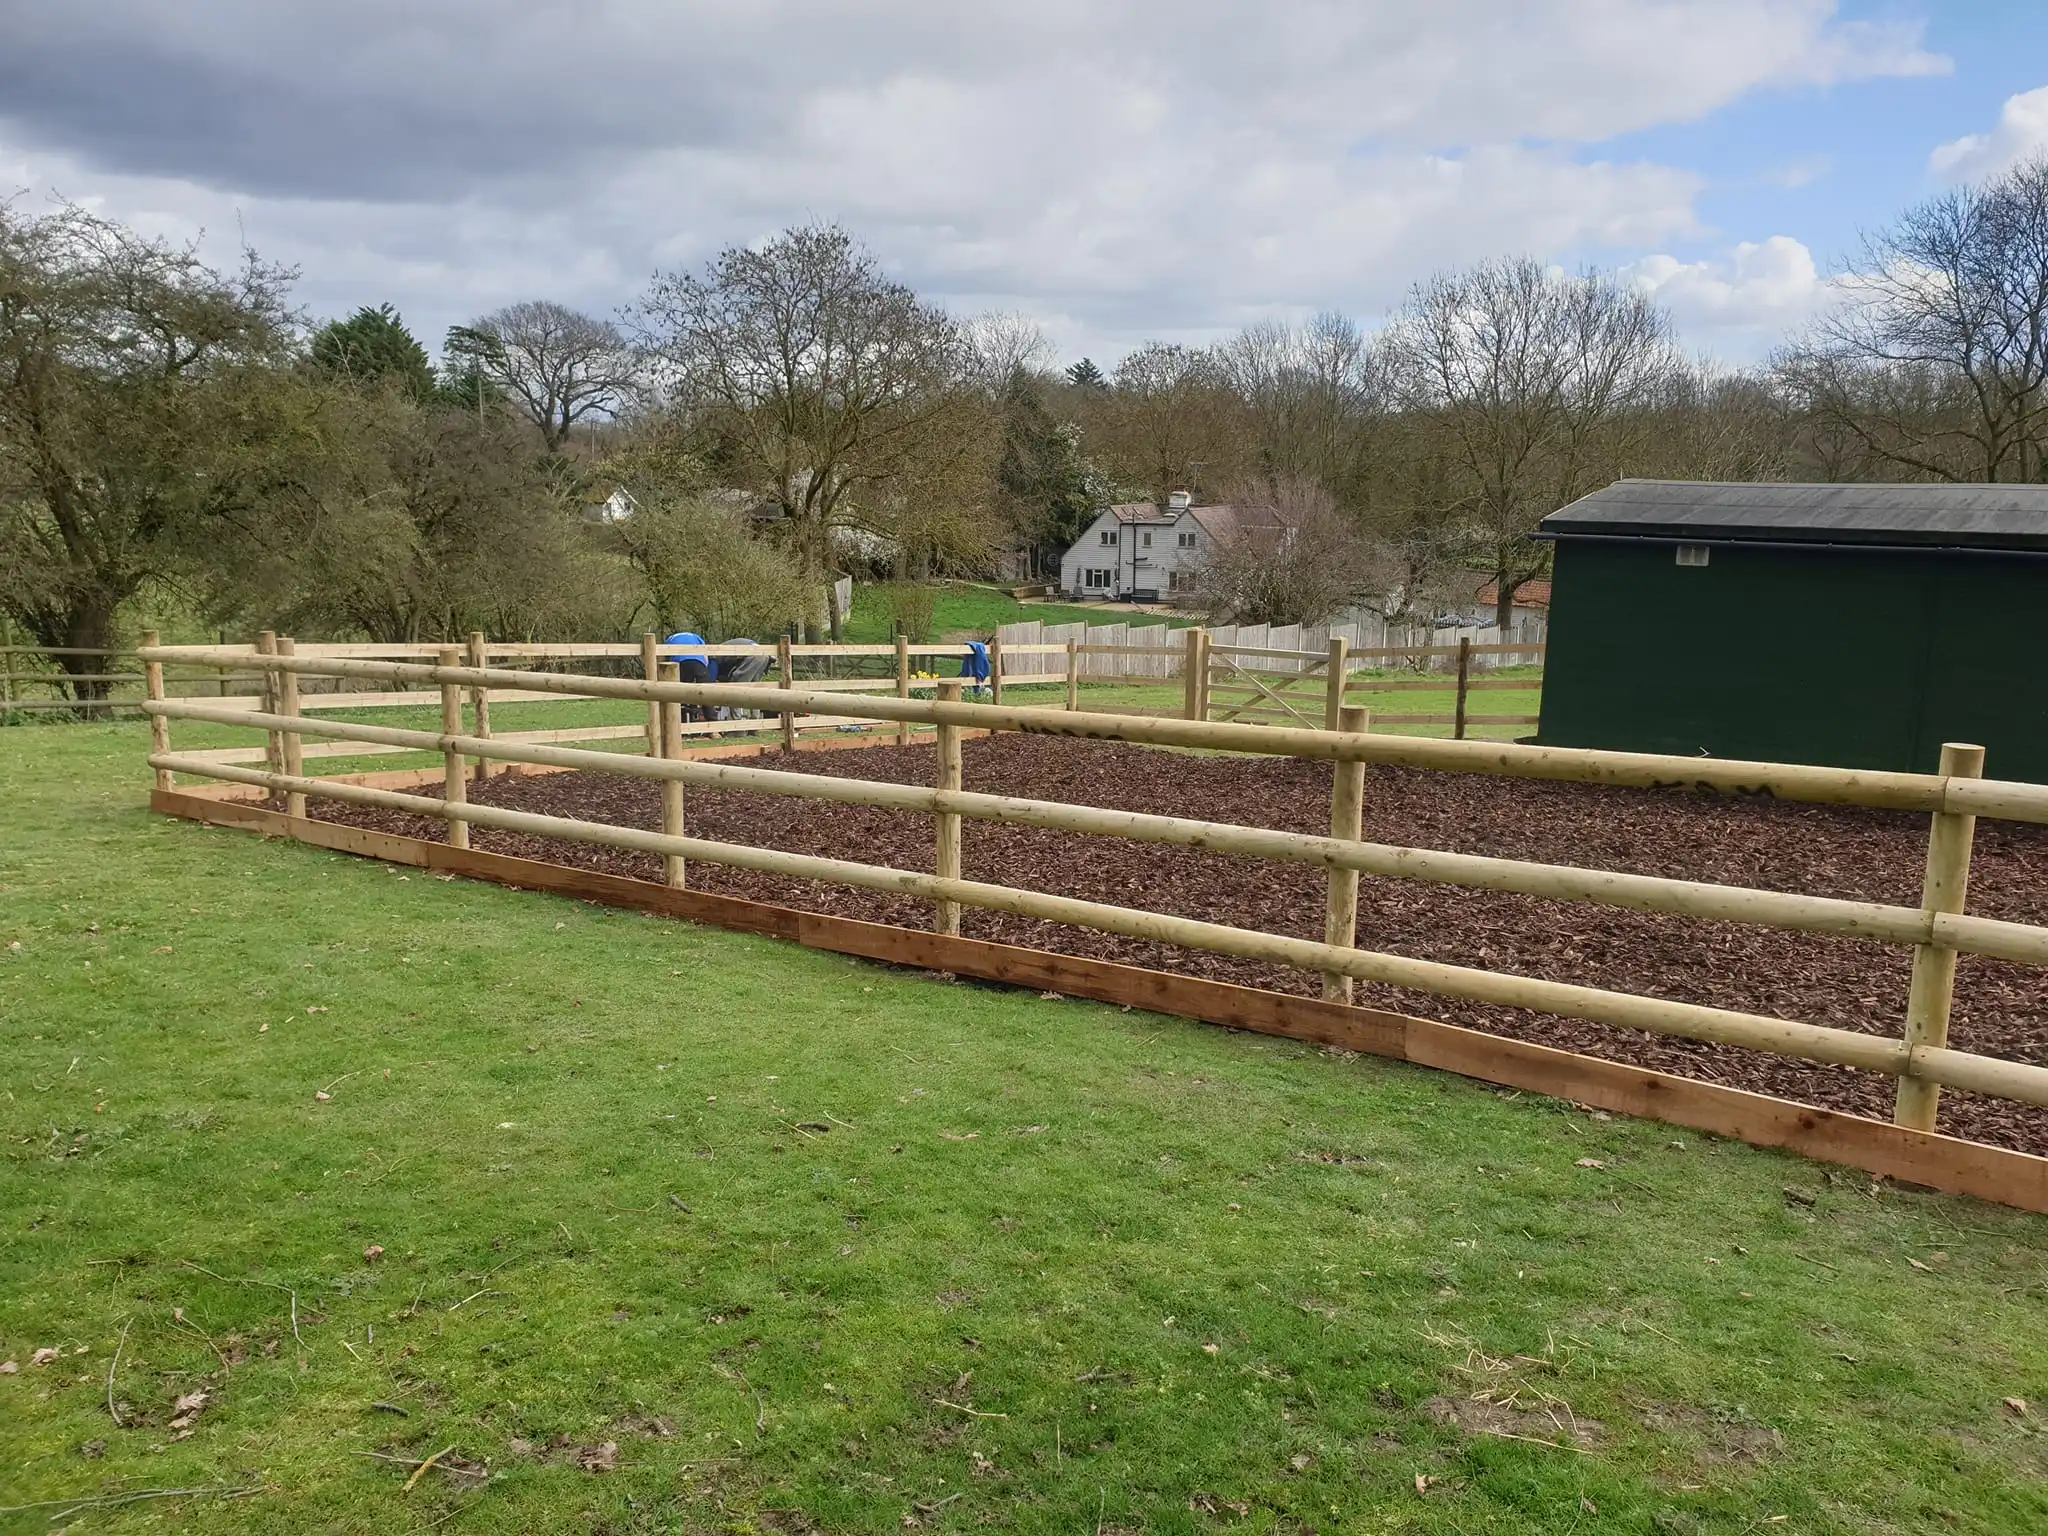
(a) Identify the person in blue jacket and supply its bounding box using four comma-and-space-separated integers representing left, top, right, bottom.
663, 632, 712, 719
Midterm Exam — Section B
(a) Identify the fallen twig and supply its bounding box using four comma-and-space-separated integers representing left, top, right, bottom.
106, 1317, 132, 1427
355, 1450, 487, 1481
1471, 1427, 1594, 1454
446, 1289, 504, 1312
0, 1483, 262, 1517
935, 1399, 1007, 1418
1792, 1251, 1841, 1273
180, 1261, 304, 1347
166, 1306, 231, 1370
403, 1445, 460, 1493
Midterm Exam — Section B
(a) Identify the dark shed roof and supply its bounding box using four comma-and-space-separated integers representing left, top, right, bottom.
1540, 480, 2048, 552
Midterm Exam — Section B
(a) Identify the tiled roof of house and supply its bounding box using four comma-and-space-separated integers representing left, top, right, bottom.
1103, 502, 1290, 538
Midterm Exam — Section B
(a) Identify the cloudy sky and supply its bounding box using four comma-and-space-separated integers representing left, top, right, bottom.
4, 1, 2046, 367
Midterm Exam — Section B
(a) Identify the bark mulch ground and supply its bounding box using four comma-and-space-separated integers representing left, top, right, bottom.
308, 734, 2048, 1156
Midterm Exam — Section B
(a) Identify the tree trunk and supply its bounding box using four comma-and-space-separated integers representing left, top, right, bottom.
57, 592, 121, 717
1493, 571, 1517, 634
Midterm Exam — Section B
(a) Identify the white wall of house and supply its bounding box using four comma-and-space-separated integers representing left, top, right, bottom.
1057, 508, 1210, 600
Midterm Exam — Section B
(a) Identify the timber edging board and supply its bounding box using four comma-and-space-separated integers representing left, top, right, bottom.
151, 786, 2048, 1215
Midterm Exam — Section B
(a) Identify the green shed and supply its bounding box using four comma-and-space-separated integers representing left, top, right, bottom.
1534, 480, 2048, 781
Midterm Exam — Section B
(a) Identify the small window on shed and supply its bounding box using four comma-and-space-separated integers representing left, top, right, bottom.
1675, 544, 1710, 567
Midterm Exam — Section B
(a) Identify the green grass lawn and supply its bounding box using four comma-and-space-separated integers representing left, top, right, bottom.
4, 724, 2047, 1533
842, 583, 1195, 645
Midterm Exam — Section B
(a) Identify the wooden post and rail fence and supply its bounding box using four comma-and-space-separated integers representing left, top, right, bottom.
130, 638, 2048, 1207
6, 626, 1539, 745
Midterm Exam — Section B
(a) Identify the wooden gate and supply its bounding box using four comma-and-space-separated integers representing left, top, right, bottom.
1204, 643, 1339, 729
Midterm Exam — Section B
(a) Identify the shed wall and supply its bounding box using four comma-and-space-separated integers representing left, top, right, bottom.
1537, 540, 2048, 781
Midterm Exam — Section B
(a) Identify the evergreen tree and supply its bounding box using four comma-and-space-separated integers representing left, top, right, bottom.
1065, 356, 1106, 389
310, 303, 436, 399
995, 372, 1102, 573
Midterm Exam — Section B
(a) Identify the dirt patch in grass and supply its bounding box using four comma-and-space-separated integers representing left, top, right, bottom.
308, 732, 2048, 1153
1426, 1395, 1606, 1449
1638, 1402, 1785, 1465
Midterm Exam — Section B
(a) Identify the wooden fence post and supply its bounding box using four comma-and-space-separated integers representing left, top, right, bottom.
257, 631, 283, 776
277, 637, 305, 819
989, 633, 1005, 705
934, 679, 963, 934
1183, 628, 1205, 720
1453, 635, 1473, 740
142, 629, 172, 791
895, 630, 911, 747
1895, 741, 1987, 1131
641, 632, 661, 757
1324, 635, 1350, 732
1322, 705, 1371, 1003
438, 646, 469, 850
468, 631, 494, 780
1065, 638, 1079, 712
1194, 630, 1212, 722
658, 660, 686, 889
778, 633, 796, 751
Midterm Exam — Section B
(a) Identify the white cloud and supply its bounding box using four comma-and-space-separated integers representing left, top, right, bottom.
1623, 236, 1832, 350
1930, 84, 2048, 184
0, 2, 1946, 362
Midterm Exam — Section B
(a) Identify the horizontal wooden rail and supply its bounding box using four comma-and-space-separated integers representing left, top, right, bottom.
1349, 679, 1543, 694
0, 671, 143, 684
144, 698, 2048, 970
143, 750, 2048, 1111
0, 646, 138, 657
140, 646, 2048, 822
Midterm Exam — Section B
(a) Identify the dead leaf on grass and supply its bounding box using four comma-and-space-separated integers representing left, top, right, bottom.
363, 1244, 384, 1263
2005, 1397, 2029, 1418
168, 1389, 209, 1430
940, 1131, 979, 1142
29, 1348, 60, 1367
577, 1441, 619, 1473
1575, 1158, 1607, 1170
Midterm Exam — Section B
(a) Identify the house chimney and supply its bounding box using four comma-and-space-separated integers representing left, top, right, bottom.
1167, 489, 1192, 511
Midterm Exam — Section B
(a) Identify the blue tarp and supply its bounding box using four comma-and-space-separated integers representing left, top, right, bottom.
662, 631, 707, 663
962, 641, 990, 682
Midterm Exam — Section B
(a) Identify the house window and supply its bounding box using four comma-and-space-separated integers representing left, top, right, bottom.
1082, 568, 1114, 589
1169, 570, 1195, 593
1177, 531, 1196, 548
1099, 529, 1118, 546
1141, 530, 1152, 548
1675, 544, 1710, 567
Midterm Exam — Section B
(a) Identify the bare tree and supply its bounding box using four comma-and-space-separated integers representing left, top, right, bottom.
1776, 155, 2048, 483
464, 300, 638, 451
1217, 313, 1379, 502
1192, 477, 1376, 626
1381, 258, 1677, 629
633, 224, 992, 638
962, 311, 1055, 393
1087, 342, 1249, 503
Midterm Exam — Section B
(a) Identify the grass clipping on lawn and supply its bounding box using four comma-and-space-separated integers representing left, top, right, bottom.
1, 721, 2046, 1534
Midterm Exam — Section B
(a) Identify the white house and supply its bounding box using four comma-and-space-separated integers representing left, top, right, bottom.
1058, 491, 1277, 602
